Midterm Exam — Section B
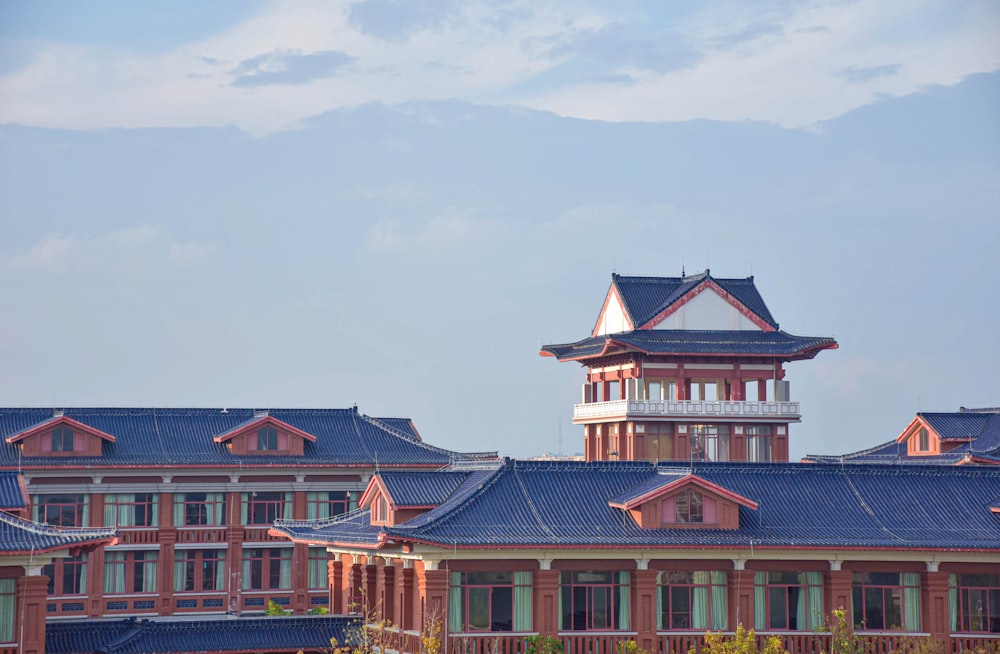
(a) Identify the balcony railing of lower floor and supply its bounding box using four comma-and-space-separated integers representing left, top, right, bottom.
573, 399, 800, 422
441, 631, 1000, 654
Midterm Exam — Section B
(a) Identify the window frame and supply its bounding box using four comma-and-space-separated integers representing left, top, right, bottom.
746, 425, 773, 462
675, 489, 704, 524
51, 426, 75, 452
690, 425, 730, 462
104, 493, 158, 527
241, 547, 293, 591
242, 491, 287, 525
257, 426, 279, 451
659, 570, 727, 631
306, 491, 351, 520
560, 570, 629, 632
104, 550, 158, 595
852, 572, 919, 632
42, 553, 88, 596
33, 494, 88, 527
450, 571, 532, 632
174, 548, 227, 593
179, 492, 226, 527
955, 573, 1000, 634
0, 578, 14, 643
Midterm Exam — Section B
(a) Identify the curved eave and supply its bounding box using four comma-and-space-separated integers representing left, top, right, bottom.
541, 336, 838, 363
2, 535, 118, 556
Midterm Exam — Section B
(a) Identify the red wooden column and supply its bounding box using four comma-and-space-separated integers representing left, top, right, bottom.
533, 565, 561, 637
291, 543, 309, 614
158, 528, 177, 615
397, 563, 415, 631
416, 562, 449, 634
381, 560, 396, 625
633, 565, 659, 652
17, 572, 48, 654
328, 556, 343, 614
924, 564, 951, 642
360, 558, 377, 615
826, 561, 853, 617
728, 563, 754, 630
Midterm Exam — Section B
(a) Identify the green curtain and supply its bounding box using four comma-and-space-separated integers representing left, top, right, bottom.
948, 574, 958, 632
240, 493, 249, 525
449, 571, 464, 632
754, 572, 766, 630
149, 495, 159, 526
710, 571, 728, 631
692, 571, 710, 630
513, 571, 532, 631
81, 495, 89, 527
283, 493, 293, 520
142, 553, 158, 593
31, 496, 40, 523
796, 574, 808, 631
241, 551, 253, 590
309, 548, 324, 588
655, 573, 663, 631
0, 578, 14, 642
104, 494, 129, 527
105, 551, 125, 594
618, 571, 631, 630
307, 492, 318, 520
279, 550, 292, 588
173, 494, 185, 526
806, 572, 823, 630
78, 555, 87, 593
902, 573, 921, 631
215, 550, 227, 590
173, 551, 188, 592
208, 493, 225, 525
349, 492, 359, 512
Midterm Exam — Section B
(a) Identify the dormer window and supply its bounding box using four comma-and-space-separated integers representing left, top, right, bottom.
918, 428, 929, 452
52, 426, 75, 452
257, 427, 278, 451
675, 489, 704, 523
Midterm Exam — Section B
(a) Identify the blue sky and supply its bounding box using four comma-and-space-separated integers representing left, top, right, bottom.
0, 0, 998, 459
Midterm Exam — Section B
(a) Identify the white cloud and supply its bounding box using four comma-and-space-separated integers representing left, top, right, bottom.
366, 209, 503, 253
0, 0, 996, 134
8, 226, 212, 272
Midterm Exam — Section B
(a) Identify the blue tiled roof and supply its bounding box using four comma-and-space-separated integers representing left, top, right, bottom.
612, 271, 778, 329
0, 510, 116, 554
607, 469, 688, 506
0, 407, 496, 469
542, 330, 836, 361
379, 471, 472, 506
46, 615, 360, 654
277, 460, 1000, 551
276, 508, 385, 547
807, 410, 1000, 465
0, 471, 25, 509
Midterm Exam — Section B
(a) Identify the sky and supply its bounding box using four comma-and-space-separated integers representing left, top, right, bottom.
0, 0, 998, 460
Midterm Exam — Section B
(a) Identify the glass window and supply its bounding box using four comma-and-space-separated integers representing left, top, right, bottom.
0, 578, 15, 643
306, 491, 351, 520
646, 423, 674, 461
754, 571, 823, 631
448, 571, 533, 633
51, 426, 75, 452
953, 573, 1000, 633
852, 572, 921, 631
104, 550, 158, 594
241, 548, 292, 591
690, 425, 730, 462
560, 571, 630, 631
174, 549, 227, 592
104, 493, 158, 527
42, 554, 88, 596
659, 570, 727, 631
32, 494, 88, 527
257, 427, 278, 451
918, 428, 930, 452
308, 548, 328, 589
746, 426, 772, 462
675, 490, 703, 524
241, 492, 291, 525
175, 492, 226, 526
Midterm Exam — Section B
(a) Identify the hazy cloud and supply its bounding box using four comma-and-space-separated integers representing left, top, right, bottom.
838, 63, 903, 84
231, 49, 357, 87
349, 0, 460, 41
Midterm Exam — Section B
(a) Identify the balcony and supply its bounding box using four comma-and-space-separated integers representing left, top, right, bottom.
572, 399, 800, 423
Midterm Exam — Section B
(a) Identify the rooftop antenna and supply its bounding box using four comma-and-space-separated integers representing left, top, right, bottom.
681, 257, 685, 277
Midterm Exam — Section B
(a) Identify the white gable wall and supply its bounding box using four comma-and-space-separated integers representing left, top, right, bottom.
654, 288, 761, 331
596, 291, 630, 335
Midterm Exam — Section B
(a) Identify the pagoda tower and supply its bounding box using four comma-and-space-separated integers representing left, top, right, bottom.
540, 270, 837, 462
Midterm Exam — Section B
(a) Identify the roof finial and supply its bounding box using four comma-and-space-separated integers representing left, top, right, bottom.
681, 257, 685, 278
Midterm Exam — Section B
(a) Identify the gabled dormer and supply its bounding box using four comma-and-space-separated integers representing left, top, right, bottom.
359, 471, 473, 527
4, 412, 115, 457
608, 472, 758, 530
896, 416, 968, 456
213, 412, 316, 455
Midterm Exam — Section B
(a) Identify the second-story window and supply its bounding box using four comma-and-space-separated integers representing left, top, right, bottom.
690, 425, 730, 462
51, 426, 75, 452
747, 426, 772, 462
174, 549, 227, 592
306, 491, 351, 519
32, 494, 89, 527
104, 550, 158, 594
42, 554, 88, 595
174, 493, 226, 526
104, 493, 158, 527
241, 491, 292, 525
257, 427, 278, 451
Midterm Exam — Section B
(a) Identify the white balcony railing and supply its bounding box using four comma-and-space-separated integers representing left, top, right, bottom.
572, 399, 800, 422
